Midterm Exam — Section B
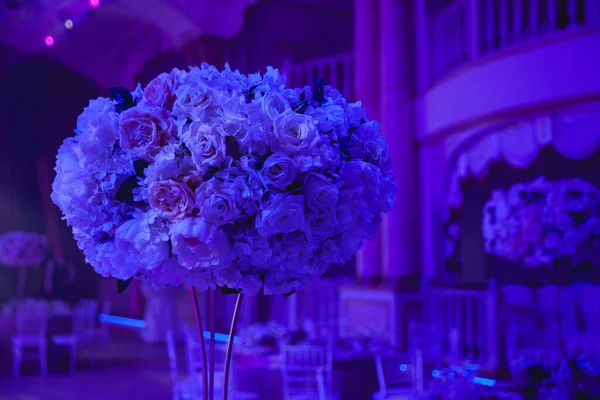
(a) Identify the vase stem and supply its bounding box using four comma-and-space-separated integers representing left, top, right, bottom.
209, 290, 215, 399
222, 293, 243, 400
190, 287, 209, 400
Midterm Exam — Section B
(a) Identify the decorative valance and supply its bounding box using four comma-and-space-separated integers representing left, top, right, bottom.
446, 105, 600, 211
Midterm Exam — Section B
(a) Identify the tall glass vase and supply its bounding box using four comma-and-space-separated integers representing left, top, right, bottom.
189, 287, 243, 400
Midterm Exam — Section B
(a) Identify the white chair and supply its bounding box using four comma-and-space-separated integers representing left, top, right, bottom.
51, 298, 99, 372
372, 352, 420, 400
12, 301, 49, 379
281, 343, 334, 400
166, 329, 197, 400
167, 327, 258, 400
423, 281, 499, 370
506, 326, 565, 378
501, 284, 538, 349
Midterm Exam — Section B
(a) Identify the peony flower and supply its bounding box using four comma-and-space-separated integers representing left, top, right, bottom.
84, 240, 139, 279
116, 218, 169, 264
76, 97, 119, 148
170, 218, 232, 269
179, 121, 227, 169
272, 109, 319, 154
51, 139, 88, 213
147, 180, 195, 220
260, 153, 297, 189
119, 105, 173, 160
256, 194, 305, 235
196, 178, 243, 226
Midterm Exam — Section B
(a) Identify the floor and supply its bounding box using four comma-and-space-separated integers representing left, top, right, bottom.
0, 337, 173, 400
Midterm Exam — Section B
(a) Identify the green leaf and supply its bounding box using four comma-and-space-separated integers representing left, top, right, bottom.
218, 285, 242, 295
117, 278, 133, 294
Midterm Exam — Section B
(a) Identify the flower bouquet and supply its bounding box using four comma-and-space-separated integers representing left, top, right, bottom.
0, 231, 47, 268
52, 63, 395, 399
482, 177, 600, 268
0, 231, 48, 298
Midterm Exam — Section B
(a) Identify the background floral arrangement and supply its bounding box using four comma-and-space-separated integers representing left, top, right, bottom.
482, 177, 600, 267
52, 63, 396, 295
0, 231, 48, 267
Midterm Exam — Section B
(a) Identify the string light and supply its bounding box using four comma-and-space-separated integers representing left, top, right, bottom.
46, 0, 100, 48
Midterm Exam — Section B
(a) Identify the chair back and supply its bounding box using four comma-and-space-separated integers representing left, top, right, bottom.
281, 343, 332, 400
374, 353, 415, 397
423, 281, 499, 369
166, 329, 183, 400
16, 300, 48, 337
182, 326, 229, 393
72, 299, 98, 336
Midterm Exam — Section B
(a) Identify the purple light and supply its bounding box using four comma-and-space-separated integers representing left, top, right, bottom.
44, 35, 54, 47
89, 0, 100, 8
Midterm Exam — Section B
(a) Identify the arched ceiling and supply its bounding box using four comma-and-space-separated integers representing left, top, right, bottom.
0, 0, 258, 88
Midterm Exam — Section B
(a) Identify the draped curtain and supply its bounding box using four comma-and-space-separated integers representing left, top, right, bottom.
444, 105, 600, 282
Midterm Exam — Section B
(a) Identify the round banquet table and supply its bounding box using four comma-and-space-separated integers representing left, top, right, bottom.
233, 350, 378, 399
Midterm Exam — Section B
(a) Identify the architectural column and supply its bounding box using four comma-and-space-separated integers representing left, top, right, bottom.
379, 0, 418, 284
354, 0, 382, 284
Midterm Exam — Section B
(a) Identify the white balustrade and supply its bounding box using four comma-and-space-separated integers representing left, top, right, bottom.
419, 0, 600, 88
281, 53, 354, 100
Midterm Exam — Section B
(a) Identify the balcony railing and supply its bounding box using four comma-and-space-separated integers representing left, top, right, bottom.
421, 0, 600, 88
280, 53, 354, 101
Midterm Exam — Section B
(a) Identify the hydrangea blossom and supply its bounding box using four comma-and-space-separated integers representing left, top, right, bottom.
52, 63, 396, 295
482, 177, 600, 267
0, 231, 48, 267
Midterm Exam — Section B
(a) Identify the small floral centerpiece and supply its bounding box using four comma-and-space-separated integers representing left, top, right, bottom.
0, 231, 48, 299
482, 177, 600, 267
51, 63, 395, 399
0, 231, 47, 268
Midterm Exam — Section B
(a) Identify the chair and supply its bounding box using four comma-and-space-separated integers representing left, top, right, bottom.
506, 327, 566, 376
166, 327, 258, 400
51, 298, 99, 372
166, 329, 196, 400
422, 281, 499, 370
372, 353, 419, 400
281, 343, 334, 400
95, 300, 111, 350
12, 301, 49, 379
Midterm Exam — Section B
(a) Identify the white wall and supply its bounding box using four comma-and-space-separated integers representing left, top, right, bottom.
422, 29, 600, 138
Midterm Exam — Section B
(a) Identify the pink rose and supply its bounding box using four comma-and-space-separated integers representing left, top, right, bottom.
143, 73, 174, 109
148, 180, 195, 220
119, 106, 173, 161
